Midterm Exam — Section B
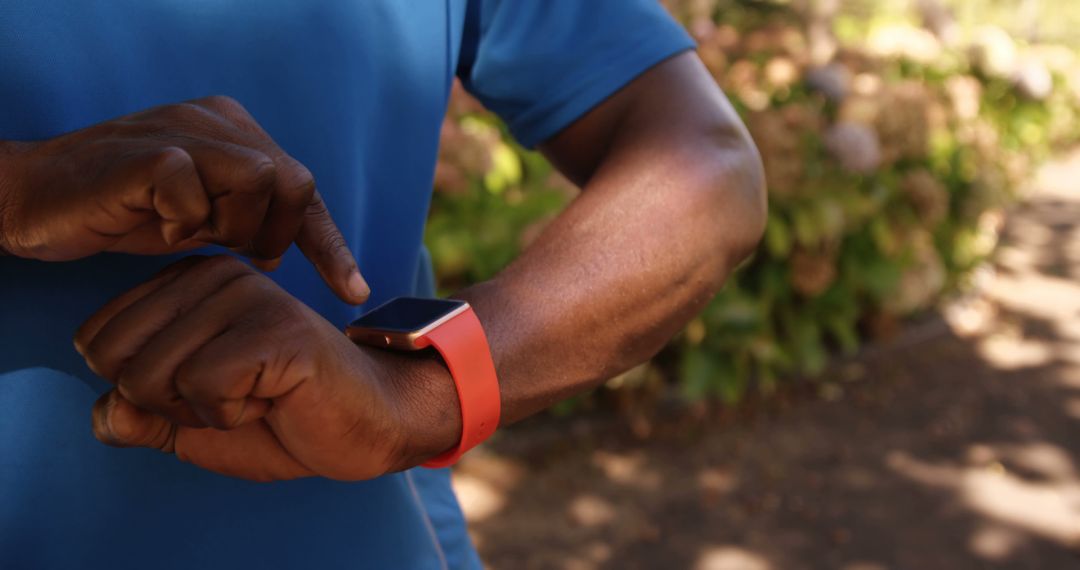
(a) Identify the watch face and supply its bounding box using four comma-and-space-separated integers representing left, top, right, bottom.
348, 297, 467, 334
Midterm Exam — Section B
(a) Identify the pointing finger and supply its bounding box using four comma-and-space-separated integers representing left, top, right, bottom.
294, 191, 369, 304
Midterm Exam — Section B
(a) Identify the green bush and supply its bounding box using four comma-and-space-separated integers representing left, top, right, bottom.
426, 0, 1080, 408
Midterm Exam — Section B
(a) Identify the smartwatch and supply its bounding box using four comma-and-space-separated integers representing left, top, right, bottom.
345, 297, 500, 468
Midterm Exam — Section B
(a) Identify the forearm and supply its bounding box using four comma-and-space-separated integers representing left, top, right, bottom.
0, 140, 19, 255
459, 126, 765, 425
363, 55, 767, 464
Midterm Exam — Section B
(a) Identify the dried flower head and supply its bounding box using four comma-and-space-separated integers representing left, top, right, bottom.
747, 111, 806, 197
884, 230, 946, 314
875, 82, 931, 163
901, 169, 949, 228
824, 121, 882, 174
790, 247, 838, 297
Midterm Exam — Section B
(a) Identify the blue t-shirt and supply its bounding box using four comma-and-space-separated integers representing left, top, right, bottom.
0, 1, 692, 568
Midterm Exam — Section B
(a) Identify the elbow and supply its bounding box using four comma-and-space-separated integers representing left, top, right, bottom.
657, 127, 765, 300
700, 126, 768, 275
725, 132, 768, 262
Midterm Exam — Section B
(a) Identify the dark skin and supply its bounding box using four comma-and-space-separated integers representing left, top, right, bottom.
0, 95, 369, 302
59, 52, 766, 482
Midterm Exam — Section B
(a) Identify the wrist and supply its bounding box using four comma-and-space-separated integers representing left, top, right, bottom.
345, 297, 500, 470
365, 347, 463, 469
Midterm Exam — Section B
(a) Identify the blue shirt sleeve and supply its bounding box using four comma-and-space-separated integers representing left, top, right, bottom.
457, 0, 696, 148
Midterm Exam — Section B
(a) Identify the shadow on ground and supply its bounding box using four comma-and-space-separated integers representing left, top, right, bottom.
451, 152, 1080, 570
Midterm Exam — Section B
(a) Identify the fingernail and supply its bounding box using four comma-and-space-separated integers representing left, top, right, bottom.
161, 222, 178, 247
347, 271, 370, 301
161, 222, 194, 247
73, 337, 85, 357
103, 402, 120, 441
93, 392, 119, 444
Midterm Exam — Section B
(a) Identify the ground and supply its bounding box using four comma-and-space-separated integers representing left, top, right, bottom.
450, 150, 1080, 570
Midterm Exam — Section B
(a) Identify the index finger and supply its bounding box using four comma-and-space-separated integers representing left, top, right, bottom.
295, 191, 369, 305
241, 154, 315, 262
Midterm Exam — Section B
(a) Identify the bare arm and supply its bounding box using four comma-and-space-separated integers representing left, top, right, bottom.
453, 51, 766, 428
73, 52, 767, 480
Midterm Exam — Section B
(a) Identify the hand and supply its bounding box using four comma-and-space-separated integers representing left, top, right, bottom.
73, 256, 461, 481
0, 95, 368, 303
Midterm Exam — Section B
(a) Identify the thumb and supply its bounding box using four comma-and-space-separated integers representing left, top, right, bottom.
92, 390, 177, 452
294, 191, 370, 305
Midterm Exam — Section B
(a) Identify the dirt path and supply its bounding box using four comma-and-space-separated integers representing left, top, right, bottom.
451, 151, 1080, 570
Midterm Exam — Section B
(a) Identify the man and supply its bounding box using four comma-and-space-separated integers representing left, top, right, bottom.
0, 1, 764, 568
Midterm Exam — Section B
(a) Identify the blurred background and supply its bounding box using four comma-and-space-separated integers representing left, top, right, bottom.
429, 1, 1080, 568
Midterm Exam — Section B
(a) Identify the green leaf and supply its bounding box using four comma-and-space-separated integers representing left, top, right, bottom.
826, 315, 860, 355
765, 213, 792, 258
483, 143, 523, 194
550, 394, 586, 417
718, 354, 749, 404
861, 257, 903, 300
792, 207, 819, 247
680, 348, 718, 401
870, 217, 897, 256
791, 314, 827, 376
711, 297, 762, 333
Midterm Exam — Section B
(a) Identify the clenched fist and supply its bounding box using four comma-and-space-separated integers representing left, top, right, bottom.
74, 256, 461, 482
0, 95, 367, 303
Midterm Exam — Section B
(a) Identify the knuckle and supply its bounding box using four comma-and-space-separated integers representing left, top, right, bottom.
116, 372, 153, 409
305, 193, 330, 217
216, 270, 271, 301
164, 101, 211, 122
197, 95, 259, 129
236, 154, 278, 195
278, 158, 316, 205
150, 146, 195, 182
172, 364, 208, 403
182, 253, 252, 283
174, 366, 240, 429
190, 254, 251, 280
136, 363, 202, 426
317, 230, 350, 259
172, 360, 199, 393
126, 103, 217, 142
83, 339, 121, 380
199, 95, 245, 115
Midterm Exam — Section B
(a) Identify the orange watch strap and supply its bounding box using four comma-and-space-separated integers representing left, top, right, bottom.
417, 306, 500, 468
